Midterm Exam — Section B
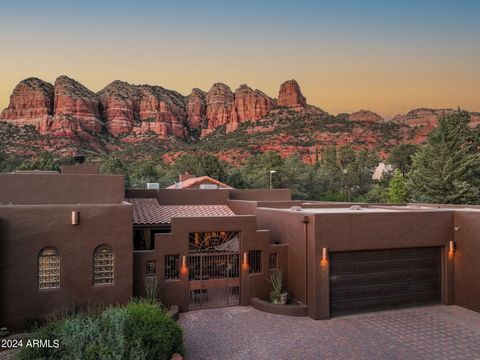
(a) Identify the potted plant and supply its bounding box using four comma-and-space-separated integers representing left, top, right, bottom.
268, 270, 288, 305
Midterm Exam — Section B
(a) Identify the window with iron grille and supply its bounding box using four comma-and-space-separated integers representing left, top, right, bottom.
39, 247, 60, 289
164, 255, 179, 280
94, 245, 114, 285
269, 253, 278, 269
248, 250, 262, 274
146, 260, 156, 276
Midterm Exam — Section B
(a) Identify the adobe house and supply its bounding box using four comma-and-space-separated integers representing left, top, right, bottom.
166, 172, 233, 189
1, 167, 480, 329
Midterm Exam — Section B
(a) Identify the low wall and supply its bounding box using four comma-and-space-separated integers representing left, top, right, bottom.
251, 298, 308, 317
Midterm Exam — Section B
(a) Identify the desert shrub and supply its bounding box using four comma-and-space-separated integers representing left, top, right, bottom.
17, 301, 183, 360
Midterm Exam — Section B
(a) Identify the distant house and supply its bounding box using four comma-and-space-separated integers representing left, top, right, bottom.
167, 173, 233, 189
372, 162, 393, 180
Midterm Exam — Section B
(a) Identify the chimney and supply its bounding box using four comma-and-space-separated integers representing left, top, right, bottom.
179, 172, 195, 182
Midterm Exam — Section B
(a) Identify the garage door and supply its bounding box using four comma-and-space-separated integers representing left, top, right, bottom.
330, 247, 441, 317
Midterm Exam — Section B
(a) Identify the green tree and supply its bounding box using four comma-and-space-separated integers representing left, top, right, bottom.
129, 160, 168, 188
280, 153, 319, 199
100, 154, 130, 184
388, 144, 418, 175
388, 170, 408, 203
407, 111, 480, 204
17, 152, 60, 171
241, 151, 284, 189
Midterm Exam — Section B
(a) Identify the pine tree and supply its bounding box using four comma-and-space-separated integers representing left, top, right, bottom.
388, 170, 407, 203
407, 111, 480, 204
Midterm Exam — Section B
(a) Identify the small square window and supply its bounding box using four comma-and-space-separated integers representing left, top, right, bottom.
164, 255, 179, 280
146, 261, 156, 276
248, 250, 262, 274
269, 253, 278, 269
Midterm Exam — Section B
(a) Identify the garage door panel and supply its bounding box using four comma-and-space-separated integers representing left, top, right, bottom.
330, 247, 441, 317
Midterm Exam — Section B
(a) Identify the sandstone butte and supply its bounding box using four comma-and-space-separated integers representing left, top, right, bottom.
1, 76, 479, 141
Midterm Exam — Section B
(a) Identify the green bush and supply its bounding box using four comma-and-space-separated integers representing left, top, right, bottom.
17, 301, 184, 360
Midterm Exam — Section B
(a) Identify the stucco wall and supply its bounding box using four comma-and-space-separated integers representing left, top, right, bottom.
0, 203, 133, 329
453, 211, 480, 312
0, 174, 125, 205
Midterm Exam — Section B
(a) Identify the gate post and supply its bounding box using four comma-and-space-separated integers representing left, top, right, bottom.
240, 254, 250, 305
179, 254, 190, 312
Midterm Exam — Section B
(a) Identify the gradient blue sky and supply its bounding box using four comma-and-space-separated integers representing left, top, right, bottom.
1, 0, 479, 116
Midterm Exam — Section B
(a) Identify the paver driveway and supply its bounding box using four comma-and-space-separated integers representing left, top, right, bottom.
179, 305, 480, 360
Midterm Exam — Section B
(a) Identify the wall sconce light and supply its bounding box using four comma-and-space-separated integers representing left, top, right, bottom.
243, 252, 248, 265
449, 240, 456, 253
322, 247, 329, 261
71, 211, 79, 225
182, 255, 187, 268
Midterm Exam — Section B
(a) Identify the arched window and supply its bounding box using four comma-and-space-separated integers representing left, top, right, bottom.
39, 247, 60, 289
94, 245, 114, 285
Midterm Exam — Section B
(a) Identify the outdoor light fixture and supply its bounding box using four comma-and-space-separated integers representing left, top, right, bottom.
71, 211, 79, 225
243, 252, 248, 265
321, 247, 329, 261
449, 240, 456, 253
182, 255, 187, 268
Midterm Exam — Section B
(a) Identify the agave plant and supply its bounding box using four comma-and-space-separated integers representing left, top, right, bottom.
268, 270, 283, 304
145, 276, 159, 305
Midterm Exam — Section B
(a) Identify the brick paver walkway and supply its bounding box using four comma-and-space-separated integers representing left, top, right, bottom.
179, 305, 480, 360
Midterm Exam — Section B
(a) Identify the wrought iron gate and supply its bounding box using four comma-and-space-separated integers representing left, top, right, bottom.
188, 232, 240, 310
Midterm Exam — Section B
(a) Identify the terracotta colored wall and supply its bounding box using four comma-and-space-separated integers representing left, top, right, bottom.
229, 189, 291, 201
453, 211, 480, 312
60, 165, 100, 175
256, 208, 314, 305
132, 215, 284, 310
0, 174, 125, 205
0, 203, 133, 330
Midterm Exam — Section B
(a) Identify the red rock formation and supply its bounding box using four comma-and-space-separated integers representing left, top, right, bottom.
134, 85, 187, 138
205, 83, 236, 129
99, 82, 188, 138
186, 88, 207, 130
278, 79, 306, 108
234, 84, 276, 122
98, 81, 138, 135
391, 108, 454, 128
53, 75, 102, 133
0, 78, 53, 126
348, 110, 384, 123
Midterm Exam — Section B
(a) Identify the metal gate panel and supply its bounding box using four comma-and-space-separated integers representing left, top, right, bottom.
187, 252, 240, 310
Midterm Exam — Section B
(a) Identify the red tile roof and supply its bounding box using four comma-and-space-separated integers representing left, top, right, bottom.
166, 176, 233, 189
126, 198, 235, 225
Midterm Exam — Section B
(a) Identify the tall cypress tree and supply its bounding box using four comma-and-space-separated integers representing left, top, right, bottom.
407, 111, 480, 204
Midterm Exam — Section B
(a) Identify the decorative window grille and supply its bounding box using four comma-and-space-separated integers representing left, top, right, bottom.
165, 255, 179, 280
94, 245, 114, 285
248, 250, 262, 274
39, 247, 60, 289
189, 231, 240, 253
269, 253, 278, 269
146, 260, 156, 276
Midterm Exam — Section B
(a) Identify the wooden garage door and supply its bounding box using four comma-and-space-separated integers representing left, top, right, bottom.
330, 247, 441, 317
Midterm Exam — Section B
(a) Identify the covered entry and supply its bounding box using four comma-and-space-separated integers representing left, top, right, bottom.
330, 247, 442, 317
188, 231, 240, 310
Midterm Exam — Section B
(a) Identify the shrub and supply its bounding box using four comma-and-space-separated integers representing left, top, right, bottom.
17, 301, 184, 360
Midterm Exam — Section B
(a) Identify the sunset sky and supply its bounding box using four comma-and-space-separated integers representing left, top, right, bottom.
1, 0, 479, 117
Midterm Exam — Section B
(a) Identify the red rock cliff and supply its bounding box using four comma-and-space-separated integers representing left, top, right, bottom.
0, 78, 53, 126
277, 79, 307, 108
